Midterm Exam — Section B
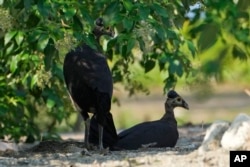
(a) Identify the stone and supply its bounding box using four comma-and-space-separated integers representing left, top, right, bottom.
221, 113, 250, 150
0, 141, 18, 151
198, 121, 229, 153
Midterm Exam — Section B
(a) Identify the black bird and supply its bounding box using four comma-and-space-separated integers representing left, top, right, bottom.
113, 90, 189, 150
63, 18, 117, 150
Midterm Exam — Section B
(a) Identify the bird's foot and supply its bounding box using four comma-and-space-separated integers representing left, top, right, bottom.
81, 143, 98, 156
84, 142, 96, 150
99, 147, 110, 155
83, 146, 110, 155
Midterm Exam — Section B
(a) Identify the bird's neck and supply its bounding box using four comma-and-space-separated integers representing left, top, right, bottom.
94, 36, 103, 52
95, 35, 101, 44
160, 103, 177, 125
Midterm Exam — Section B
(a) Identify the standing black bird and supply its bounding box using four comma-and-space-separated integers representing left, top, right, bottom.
113, 90, 189, 150
63, 18, 117, 150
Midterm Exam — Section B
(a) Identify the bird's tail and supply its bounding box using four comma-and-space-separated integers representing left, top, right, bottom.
89, 113, 118, 148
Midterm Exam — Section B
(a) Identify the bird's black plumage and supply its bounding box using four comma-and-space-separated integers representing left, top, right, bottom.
89, 112, 118, 148
112, 90, 189, 150
64, 45, 113, 98
167, 90, 179, 98
63, 18, 118, 149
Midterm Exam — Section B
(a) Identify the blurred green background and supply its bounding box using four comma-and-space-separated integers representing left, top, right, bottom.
0, 0, 249, 142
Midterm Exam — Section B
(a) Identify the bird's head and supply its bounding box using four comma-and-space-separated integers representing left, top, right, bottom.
92, 18, 115, 39
165, 90, 189, 110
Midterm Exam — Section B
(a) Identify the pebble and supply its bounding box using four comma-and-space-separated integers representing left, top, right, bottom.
198, 121, 229, 153
221, 113, 250, 150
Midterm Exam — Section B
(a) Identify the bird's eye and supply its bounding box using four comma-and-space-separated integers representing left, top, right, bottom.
176, 97, 182, 102
96, 18, 104, 26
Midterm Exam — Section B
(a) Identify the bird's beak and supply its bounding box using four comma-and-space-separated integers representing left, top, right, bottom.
182, 100, 189, 110
106, 27, 115, 37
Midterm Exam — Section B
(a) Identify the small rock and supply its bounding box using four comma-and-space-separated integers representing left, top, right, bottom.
221, 113, 250, 150
198, 121, 229, 153
0, 141, 18, 151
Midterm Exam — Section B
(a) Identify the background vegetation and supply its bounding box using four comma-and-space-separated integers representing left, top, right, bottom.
0, 0, 249, 142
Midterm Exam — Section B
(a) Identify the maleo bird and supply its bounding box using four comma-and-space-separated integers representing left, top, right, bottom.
63, 18, 118, 150
113, 90, 189, 150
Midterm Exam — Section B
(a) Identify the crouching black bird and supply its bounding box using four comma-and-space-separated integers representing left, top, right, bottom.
113, 90, 189, 150
63, 18, 118, 150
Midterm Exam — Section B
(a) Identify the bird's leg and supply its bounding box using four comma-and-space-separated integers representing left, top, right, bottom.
84, 118, 91, 149
98, 124, 104, 150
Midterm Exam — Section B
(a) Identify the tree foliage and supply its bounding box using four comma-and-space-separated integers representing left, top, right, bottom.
0, 0, 249, 142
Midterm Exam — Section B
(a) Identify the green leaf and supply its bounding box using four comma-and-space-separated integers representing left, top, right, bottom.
20, 53, 29, 61
111, 13, 124, 24
46, 98, 55, 109
24, 0, 32, 10
4, 31, 17, 45
15, 31, 25, 46
44, 38, 59, 70
201, 58, 222, 77
80, 8, 93, 25
37, 0, 50, 17
137, 37, 145, 51
181, 0, 191, 10
187, 40, 196, 57
166, 29, 177, 39
5, 43, 15, 55
198, 23, 219, 51
144, 59, 155, 73
28, 29, 42, 42
107, 49, 113, 61
139, 6, 150, 19
158, 53, 169, 71
164, 74, 177, 91
155, 25, 166, 40
169, 59, 183, 77
112, 65, 123, 83
127, 38, 136, 54
104, 1, 119, 15
0, 105, 8, 116
123, 0, 133, 11
63, 7, 76, 20
10, 56, 18, 73
31, 75, 38, 89
107, 38, 117, 50
232, 45, 247, 60
121, 44, 127, 58
123, 18, 134, 31
151, 3, 168, 18
37, 34, 49, 51
72, 15, 83, 31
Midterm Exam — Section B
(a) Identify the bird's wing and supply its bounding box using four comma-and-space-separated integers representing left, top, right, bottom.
80, 52, 113, 95
119, 121, 168, 140
116, 121, 178, 149
64, 45, 113, 97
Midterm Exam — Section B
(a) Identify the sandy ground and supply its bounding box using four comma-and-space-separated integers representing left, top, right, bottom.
0, 124, 229, 167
